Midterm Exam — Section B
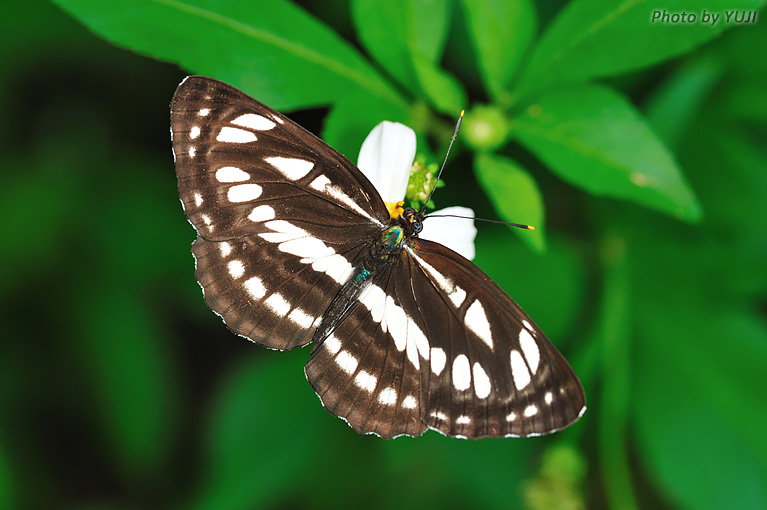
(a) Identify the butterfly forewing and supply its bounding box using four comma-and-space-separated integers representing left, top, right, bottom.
404, 239, 586, 437
171, 76, 388, 349
171, 76, 388, 240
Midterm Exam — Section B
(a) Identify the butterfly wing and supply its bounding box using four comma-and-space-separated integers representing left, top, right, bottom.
304, 263, 429, 439
305, 237, 585, 438
405, 239, 586, 437
171, 76, 388, 349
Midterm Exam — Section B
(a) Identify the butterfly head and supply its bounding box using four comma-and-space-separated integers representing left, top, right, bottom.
400, 207, 424, 237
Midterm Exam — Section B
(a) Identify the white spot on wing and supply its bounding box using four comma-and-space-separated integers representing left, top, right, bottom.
190, 126, 200, 139
524, 404, 538, 417
519, 329, 540, 374
310, 175, 331, 191
510, 350, 531, 390
506, 412, 517, 422
216, 166, 250, 183
369, 291, 427, 369
288, 308, 313, 328
472, 363, 491, 399
430, 347, 446, 375
408, 251, 466, 308
259, 220, 303, 243
310, 254, 353, 284
360, 285, 386, 323
430, 410, 447, 421
282, 238, 334, 260
324, 335, 341, 355
265, 157, 313, 180
354, 370, 377, 392
193, 192, 203, 206
378, 387, 397, 405
409, 319, 429, 360
402, 395, 417, 409
198, 108, 210, 117
456, 415, 471, 425
465, 300, 493, 349
227, 260, 245, 279
217, 126, 257, 143
243, 276, 266, 299
452, 354, 471, 391
248, 205, 275, 222
384, 296, 407, 351
450, 287, 466, 307
336, 350, 358, 375
264, 293, 290, 317
325, 184, 381, 226
232, 113, 276, 131
545, 391, 553, 405
259, 221, 353, 285
218, 242, 231, 257
406, 326, 420, 370
188, 147, 196, 158
227, 183, 262, 202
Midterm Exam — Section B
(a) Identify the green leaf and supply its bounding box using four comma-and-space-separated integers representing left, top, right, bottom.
352, 0, 462, 112
460, 0, 536, 102
634, 306, 767, 510
322, 89, 411, 159
411, 49, 468, 114
512, 84, 702, 222
53, 0, 403, 110
409, 0, 451, 60
352, 0, 451, 89
474, 154, 545, 252
193, 351, 329, 510
74, 285, 177, 481
644, 55, 724, 147
516, 0, 765, 97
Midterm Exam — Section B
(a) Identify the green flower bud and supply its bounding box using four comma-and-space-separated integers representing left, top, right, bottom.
463, 105, 510, 152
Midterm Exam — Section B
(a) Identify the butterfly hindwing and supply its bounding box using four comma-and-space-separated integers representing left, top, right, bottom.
305, 263, 429, 439
192, 235, 371, 350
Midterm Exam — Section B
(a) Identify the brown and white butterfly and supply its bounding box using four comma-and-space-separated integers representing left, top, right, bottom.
171, 76, 586, 439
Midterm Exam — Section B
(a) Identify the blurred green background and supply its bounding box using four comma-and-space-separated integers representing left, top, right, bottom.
1, 0, 766, 508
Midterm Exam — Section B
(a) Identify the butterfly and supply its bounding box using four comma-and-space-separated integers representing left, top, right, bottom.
170, 76, 586, 439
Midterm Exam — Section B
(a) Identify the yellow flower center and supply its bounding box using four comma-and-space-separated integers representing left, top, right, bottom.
386, 200, 405, 219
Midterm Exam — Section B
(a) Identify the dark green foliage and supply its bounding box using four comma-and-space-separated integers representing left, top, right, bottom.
2, 0, 765, 508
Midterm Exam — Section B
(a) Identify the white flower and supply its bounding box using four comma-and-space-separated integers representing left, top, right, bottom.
357, 121, 477, 260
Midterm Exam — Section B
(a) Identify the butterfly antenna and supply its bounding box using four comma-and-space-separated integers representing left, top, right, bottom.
419, 110, 464, 214
425, 213, 535, 230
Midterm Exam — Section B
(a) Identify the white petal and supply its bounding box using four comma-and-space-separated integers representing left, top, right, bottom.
421, 206, 477, 260
357, 121, 415, 204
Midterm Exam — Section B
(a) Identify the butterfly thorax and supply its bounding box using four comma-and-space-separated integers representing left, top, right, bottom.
313, 209, 423, 345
